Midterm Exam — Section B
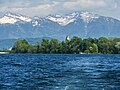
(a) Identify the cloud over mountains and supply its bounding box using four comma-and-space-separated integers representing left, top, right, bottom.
0, 0, 119, 19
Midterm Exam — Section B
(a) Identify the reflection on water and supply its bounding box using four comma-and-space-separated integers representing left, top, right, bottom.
0, 54, 120, 90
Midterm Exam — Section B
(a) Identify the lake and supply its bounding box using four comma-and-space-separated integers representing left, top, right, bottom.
0, 54, 120, 90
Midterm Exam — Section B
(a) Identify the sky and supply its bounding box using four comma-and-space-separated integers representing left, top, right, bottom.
0, 0, 120, 20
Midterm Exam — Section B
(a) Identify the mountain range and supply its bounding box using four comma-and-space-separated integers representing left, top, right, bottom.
0, 11, 120, 40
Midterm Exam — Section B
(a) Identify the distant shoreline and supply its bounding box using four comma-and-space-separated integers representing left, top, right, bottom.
0, 52, 9, 54
0, 51, 120, 55
4, 36, 120, 54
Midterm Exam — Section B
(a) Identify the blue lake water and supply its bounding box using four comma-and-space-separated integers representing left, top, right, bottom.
0, 54, 120, 90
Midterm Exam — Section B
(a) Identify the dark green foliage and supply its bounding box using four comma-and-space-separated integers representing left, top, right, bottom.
89, 43, 98, 53
11, 37, 120, 54
11, 39, 30, 53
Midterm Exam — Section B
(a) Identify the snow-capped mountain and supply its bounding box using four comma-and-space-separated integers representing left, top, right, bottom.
0, 12, 31, 24
46, 12, 100, 25
0, 12, 120, 40
80, 12, 99, 23
47, 12, 79, 26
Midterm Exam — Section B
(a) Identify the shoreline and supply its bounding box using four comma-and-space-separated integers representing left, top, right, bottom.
0, 52, 9, 54
7, 53, 120, 54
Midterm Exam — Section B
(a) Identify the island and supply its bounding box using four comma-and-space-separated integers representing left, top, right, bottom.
9, 36, 120, 54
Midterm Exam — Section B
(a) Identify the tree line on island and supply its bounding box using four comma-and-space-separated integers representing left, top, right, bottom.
10, 36, 120, 54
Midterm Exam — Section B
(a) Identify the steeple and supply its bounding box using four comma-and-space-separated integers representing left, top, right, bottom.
66, 35, 70, 41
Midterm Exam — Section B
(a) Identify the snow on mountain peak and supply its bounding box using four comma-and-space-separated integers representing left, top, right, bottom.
6, 12, 32, 22
0, 11, 100, 25
0, 16, 17, 24
31, 16, 41, 27
46, 12, 99, 25
0, 12, 32, 24
80, 12, 99, 23
46, 13, 78, 26
32, 21, 39, 27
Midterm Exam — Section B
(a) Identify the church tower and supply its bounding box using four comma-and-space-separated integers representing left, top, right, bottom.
66, 35, 70, 42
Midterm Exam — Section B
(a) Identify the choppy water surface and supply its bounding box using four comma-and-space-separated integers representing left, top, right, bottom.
0, 54, 120, 90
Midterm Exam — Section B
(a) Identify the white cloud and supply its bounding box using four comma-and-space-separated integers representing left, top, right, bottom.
0, 0, 120, 20
63, 0, 106, 10
10, 1, 30, 8
0, 1, 58, 17
22, 4, 55, 16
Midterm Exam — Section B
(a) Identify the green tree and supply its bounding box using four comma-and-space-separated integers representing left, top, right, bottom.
49, 39, 59, 53
39, 39, 50, 53
59, 41, 70, 54
70, 36, 82, 54
10, 37, 120, 54
27, 44, 34, 53
80, 39, 92, 53
11, 39, 29, 53
89, 43, 98, 53
98, 37, 110, 54
115, 42, 120, 54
